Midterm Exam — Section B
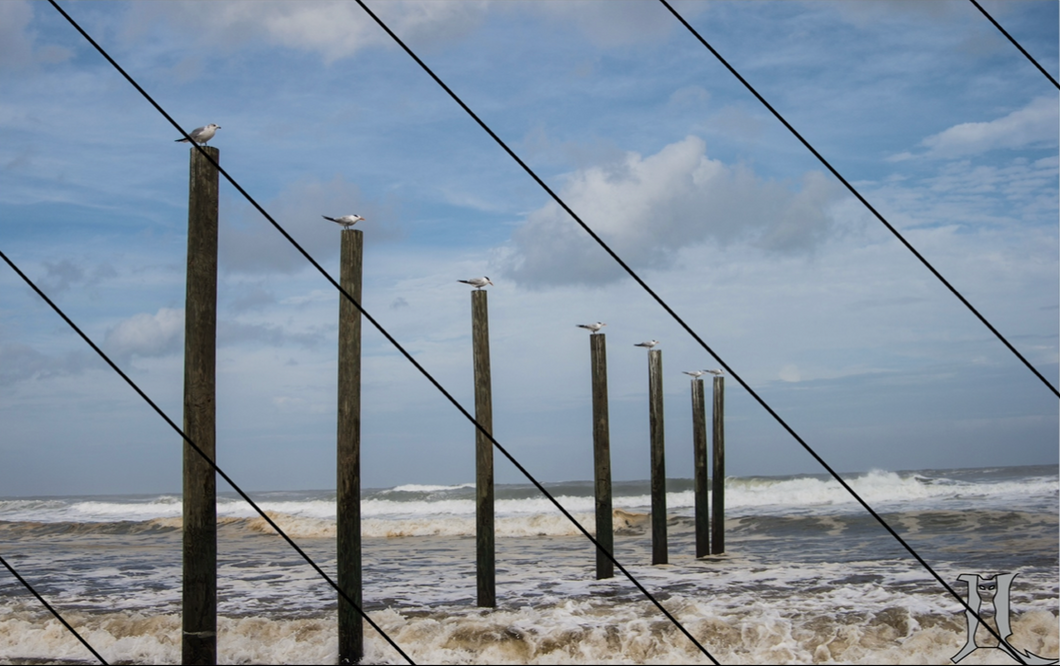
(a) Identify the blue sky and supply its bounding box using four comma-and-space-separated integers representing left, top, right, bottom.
1, 1, 1057, 496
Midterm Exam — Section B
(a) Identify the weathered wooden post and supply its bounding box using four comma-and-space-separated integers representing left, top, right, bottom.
691, 377, 709, 558
590, 333, 613, 579
182, 145, 218, 666
648, 348, 667, 565
337, 228, 364, 664
711, 375, 725, 555
472, 289, 495, 607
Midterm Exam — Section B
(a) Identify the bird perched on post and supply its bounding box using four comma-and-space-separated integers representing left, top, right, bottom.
322, 214, 365, 230
705, 369, 724, 376
683, 370, 707, 378
577, 322, 606, 334
634, 340, 659, 349
175, 124, 221, 145
458, 277, 493, 290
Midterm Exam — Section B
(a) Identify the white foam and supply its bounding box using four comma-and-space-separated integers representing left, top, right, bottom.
2, 599, 1054, 665
381, 483, 475, 494
3, 469, 1054, 525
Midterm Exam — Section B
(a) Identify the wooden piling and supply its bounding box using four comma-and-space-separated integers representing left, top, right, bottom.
471, 289, 495, 607
590, 334, 613, 579
691, 378, 709, 558
182, 146, 219, 666
648, 349, 667, 565
337, 229, 363, 664
711, 375, 725, 555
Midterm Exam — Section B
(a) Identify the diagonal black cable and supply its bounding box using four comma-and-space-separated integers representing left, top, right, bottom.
0, 552, 109, 665
969, 0, 1060, 90
0, 249, 415, 666
46, 2, 716, 662
353, 0, 1023, 659
660, 0, 1059, 401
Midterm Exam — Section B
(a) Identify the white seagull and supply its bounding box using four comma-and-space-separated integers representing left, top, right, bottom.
322, 214, 366, 230
705, 369, 724, 376
458, 277, 493, 290
175, 124, 221, 145
577, 322, 607, 334
634, 340, 659, 349
683, 370, 708, 378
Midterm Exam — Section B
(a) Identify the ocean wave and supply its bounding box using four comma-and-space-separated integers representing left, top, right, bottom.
2, 467, 1053, 525
0, 507, 654, 540
1, 599, 1054, 665
379, 483, 476, 494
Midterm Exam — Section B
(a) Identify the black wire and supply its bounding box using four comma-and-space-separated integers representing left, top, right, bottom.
0, 552, 109, 665
0, 249, 416, 666
659, 0, 1059, 401
45, 1, 717, 662
353, 0, 1024, 660
968, 0, 1060, 90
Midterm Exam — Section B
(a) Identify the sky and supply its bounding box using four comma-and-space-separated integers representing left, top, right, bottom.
0, 0, 1057, 497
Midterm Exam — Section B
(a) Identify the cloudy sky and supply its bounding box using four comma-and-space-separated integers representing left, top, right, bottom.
1, 1, 1056, 497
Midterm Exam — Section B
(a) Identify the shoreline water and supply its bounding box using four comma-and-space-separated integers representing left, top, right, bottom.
1, 464, 1057, 664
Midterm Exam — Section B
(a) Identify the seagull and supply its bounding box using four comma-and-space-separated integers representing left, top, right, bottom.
634, 340, 659, 349
458, 277, 493, 290
705, 369, 724, 376
322, 214, 365, 230
683, 370, 708, 378
577, 322, 607, 334
175, 124, 221, 145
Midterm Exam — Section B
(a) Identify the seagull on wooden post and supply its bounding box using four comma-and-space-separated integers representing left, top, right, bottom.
175, 124, 221, 145
458, 277, 493, 290
323, 214, 365, 230
634, 340, 659, 349
683, 370, 708, 378
705, 369, 724, 377
577, 322, 607, 334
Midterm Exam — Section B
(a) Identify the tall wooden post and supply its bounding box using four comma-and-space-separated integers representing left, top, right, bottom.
590, 334, 613, 579
471, 290, 495, 607
337, 229, 363, 664
182, 146, 218, 666
711, 375, 725, 555
648, 349, 667, 565
691, 378, 709, 558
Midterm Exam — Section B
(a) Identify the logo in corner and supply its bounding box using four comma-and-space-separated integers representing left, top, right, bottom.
951, 572, 1057, 665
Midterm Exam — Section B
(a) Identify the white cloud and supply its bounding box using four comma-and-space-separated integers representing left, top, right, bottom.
919, 96, 1059, 159
779, 364, 801, 383
219, 174, 398, 275
128, 1, 489, 63
104, 308, 184, 360
525, 1, 680, 49
0, 343, 89, 385
0, 1, 72, 71
502, 135, 843, 286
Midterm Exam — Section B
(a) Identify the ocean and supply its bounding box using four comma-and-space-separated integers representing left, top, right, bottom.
1, 464, 1056, 664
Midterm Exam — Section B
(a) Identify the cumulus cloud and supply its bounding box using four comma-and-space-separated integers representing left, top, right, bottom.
502, 135, 843, 286
918, 96, 1059, 160
128, 1, 489, 63
104, 308, 184, 360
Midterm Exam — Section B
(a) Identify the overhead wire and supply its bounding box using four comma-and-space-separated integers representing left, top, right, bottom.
43, 1, 717, 661
0, 248, 416, 666
351, 0, 1025, 659
658, 0, 1059, 400
968, 0, 1060, 90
